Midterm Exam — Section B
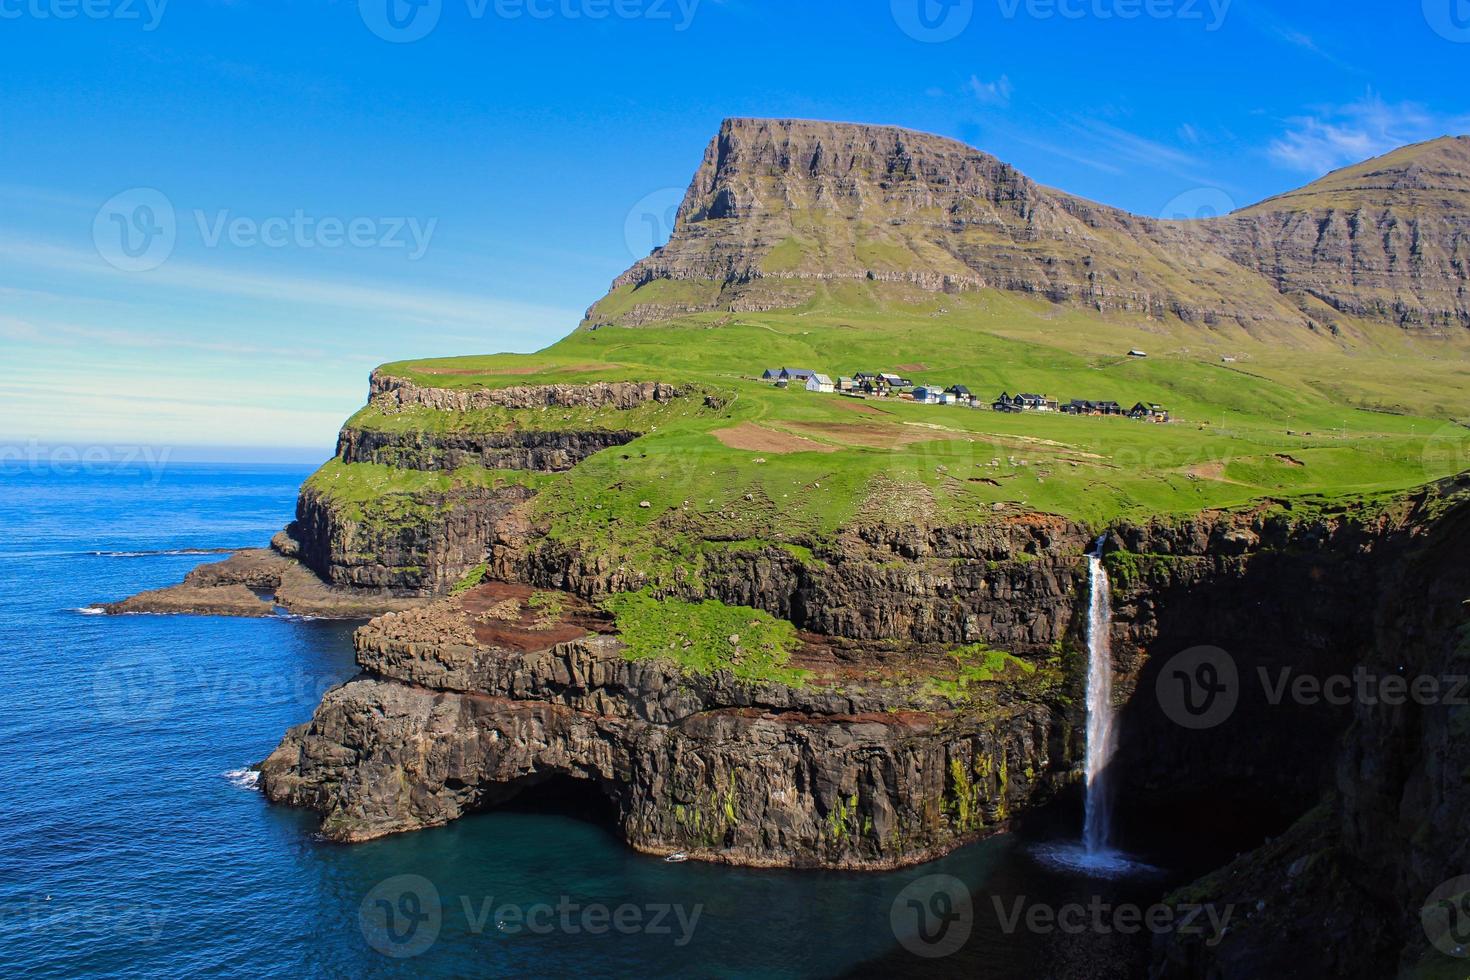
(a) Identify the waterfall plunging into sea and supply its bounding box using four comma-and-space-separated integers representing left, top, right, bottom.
1033, 535, 1154, 878
1083, 536, 1116, 855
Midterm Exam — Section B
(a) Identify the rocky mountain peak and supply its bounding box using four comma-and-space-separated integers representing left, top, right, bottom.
583, 118, 1470, 339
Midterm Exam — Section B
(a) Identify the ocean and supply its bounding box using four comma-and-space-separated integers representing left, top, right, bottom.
0, 462, 1183, 978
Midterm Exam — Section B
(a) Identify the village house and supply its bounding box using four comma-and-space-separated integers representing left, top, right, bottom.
765, 368, 818, 384
912, 386, 941, 404
806, 373, 836, 394
1128, 349, 1148, 358
837, 376, 855, 392
945, 384, 974, 406
1062, 399, 1124, 416
1129, 402, 1171, 422
994, 392, 1058, 412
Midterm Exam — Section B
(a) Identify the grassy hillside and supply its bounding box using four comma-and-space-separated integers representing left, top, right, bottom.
359, 291, 1470, 551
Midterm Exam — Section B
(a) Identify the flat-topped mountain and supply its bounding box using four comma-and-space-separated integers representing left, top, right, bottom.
585, 119, 1470, 338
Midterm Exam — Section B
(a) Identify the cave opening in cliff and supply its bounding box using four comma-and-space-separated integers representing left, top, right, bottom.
490, 772, 621, 829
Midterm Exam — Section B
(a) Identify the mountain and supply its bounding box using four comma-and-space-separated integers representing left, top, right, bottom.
584, 119, 1470, 340
1200, 136, 1470, 334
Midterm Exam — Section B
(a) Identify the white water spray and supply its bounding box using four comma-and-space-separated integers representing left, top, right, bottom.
1032, 537, 1156, 877
1083, 536, 1117, 855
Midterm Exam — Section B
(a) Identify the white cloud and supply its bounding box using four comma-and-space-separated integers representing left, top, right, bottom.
968, 74, 1014, 108
1268, 93, 1469, 175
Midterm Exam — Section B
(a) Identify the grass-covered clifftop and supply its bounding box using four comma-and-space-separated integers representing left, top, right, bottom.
351, 292, 1468, 537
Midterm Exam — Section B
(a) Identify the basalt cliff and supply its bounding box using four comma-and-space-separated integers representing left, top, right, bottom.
587, 118, 1470, 339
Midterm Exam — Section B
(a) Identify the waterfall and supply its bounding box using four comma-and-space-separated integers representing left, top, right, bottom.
1031, 535, 1153, 877
1083, 536, 1116, 856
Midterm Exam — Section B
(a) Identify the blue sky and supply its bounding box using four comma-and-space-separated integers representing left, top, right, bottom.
2, 0, 1466, 456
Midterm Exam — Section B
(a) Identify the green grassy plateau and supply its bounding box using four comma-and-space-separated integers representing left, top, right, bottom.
346, 289, 1468, 540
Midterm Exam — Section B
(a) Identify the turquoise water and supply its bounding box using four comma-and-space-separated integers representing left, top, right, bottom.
0, 463, 1178, 978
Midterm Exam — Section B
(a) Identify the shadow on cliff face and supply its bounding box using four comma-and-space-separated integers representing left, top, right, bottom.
1104, 529, 1391, 850
1097, 484, 1470, 977
485, 772, 622, 830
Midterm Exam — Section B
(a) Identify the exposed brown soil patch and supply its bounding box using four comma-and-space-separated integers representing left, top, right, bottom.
786, 420, 968, 449
1276, 454, 1307, 467
460, 582, 611, 650
830, 398, 892, 416
712, 422, 838, 454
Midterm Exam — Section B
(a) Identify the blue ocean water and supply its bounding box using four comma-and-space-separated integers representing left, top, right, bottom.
0, 463, 1174, 979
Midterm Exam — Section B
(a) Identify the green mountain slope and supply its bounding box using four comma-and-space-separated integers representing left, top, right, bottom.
309, 119, 1470, 590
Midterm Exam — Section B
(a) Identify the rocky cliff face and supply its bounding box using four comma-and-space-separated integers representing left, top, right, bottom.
1148, 481, 1470, 978
286, 378, 695, 595
505, 512, 1093, 648
336, 426, 641, 473
259, 584, 1064, 869
290, 482, 533, 594
584, 119, 1470, 339
368, 373, 685, 412
1199, 137, 1470, 335
259, 465, 1470, 896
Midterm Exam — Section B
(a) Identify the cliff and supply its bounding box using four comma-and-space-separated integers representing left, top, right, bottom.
259, 582, 1067, 869
584, 119, 1470, 340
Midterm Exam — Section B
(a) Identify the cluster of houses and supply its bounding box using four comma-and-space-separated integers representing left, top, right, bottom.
758, 368, 1171, 423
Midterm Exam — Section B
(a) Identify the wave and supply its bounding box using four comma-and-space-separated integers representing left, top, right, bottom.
73, 606, 107, 616
224, 769, 261, 791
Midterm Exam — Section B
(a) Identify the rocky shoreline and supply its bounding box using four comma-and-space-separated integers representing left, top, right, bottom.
102, 543, 430, 620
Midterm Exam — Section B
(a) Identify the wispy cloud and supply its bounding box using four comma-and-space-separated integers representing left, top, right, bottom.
1236, 5, 1361, 73
0, 239, 581, 335
968, 74, 1013, 108
1065, 118, 1204, 171
1268, 93, 1470, 174
1003, 131, 1125, 176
